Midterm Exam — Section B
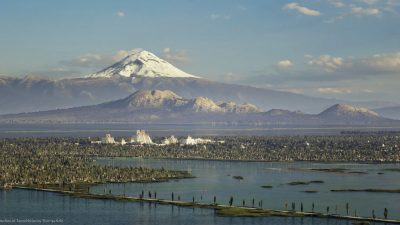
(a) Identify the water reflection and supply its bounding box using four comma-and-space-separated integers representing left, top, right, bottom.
0, 188, 389, 225
93, 158, 400, 219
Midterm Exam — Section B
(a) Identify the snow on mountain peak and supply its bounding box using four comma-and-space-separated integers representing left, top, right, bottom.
87, 49, 199, 79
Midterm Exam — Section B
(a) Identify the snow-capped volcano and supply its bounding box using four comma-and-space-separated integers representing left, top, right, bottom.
87, 49, 199, 78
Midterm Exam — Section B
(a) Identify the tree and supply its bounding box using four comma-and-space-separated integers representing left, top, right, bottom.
171, 192, 174, 201
229, 196, 233, 207
252, 198, 255, 208
242, 200, 245, 207
301, 202, 303, 212
346, 202, 349, 215
214, 196, 216, 205
384, 208, 388, 219
312, 202, 315, 212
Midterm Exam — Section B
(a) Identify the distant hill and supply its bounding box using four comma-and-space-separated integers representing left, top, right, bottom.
0, 90, 394, 126
318, 104, 382, 124
0, 49, 396, 115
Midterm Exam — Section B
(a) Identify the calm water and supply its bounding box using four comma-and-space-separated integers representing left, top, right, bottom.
1, 159, 398, 225
93, 158, 400, 220
1, 189, 365, 225
1, 124, 400, 138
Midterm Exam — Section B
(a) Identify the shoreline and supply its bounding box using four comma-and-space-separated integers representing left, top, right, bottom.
9, 185, 400, 224
97, 156, 400, 164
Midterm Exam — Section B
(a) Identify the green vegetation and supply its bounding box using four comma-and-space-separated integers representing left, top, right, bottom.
261, 185, 273, 188
1, 134, 400, 187
215, 207, 302, 217
0, 138, 192, 188
289, 168, 369, 175
287, 180, 324, 185
302, 190, 318, 193
348, 171, 368, 174
2, 134, 400, 163
289, 168, 349, 173
12, 185, 400, 224
331, 189, 400, 193
232, 176, 244, 180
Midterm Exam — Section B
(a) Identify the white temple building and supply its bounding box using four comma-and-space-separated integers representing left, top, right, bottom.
101, 134, 116, 144
131, 130, 153, 144
180, 136, 213, 145
161, 135, 179, 145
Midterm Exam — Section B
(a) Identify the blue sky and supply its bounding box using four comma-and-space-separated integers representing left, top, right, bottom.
0, 0, 400, 102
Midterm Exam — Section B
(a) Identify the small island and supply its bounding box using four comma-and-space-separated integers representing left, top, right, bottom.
0, 138, 193, 190
287, 180, 324, 185
233, 176, 244, 180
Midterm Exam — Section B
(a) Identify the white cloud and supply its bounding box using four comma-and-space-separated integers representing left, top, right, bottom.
307, 51, 400, 76
363, 89, 374, 93
27, 68, 80, 78
210, 14, 231, 20
116, 11, 125, 17
276, 60, 294, 69
324, 0, 397, 22
351, 6, 381, 16
330, 0, 346, 8
62, 50, 129, 68
317, 87, 352, 94
365, 52, 400, 71
162, 48, 190, 64
163, 48, 171, 54
279, 88, 305, 94
359, 0, 379, 5
221, 72, 243, 83
235, 5, 248, 11
284, 2, 321, 16
308, 55, 344, 72
386, 0, 400, 7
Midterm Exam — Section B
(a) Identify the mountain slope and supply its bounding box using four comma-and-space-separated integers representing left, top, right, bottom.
0, 49, 397, 115
318, 104, 382, 124
0, 90, 394, 126
0, 90, 262, 123
87, 49, 199, 78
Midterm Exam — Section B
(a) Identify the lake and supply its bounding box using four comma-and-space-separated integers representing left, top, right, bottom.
1, 158, 398, 224
92, 158, 400, 220
2, 188, 368, 225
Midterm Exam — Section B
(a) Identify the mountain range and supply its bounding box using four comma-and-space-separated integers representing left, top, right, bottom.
0, 49, 398, 115
0, 89, 394, 125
